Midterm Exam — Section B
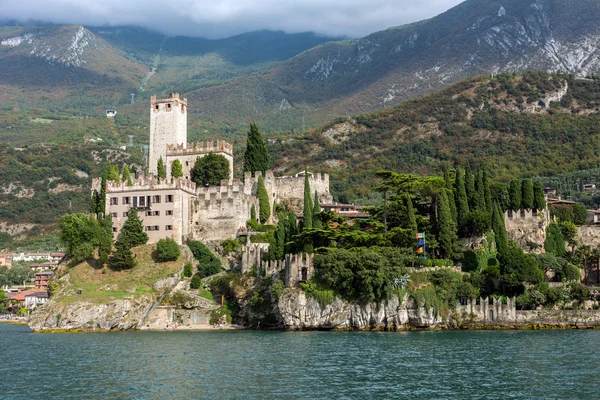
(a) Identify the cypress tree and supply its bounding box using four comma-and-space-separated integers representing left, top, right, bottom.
302, 171, 313, 230
533, 180, 546, 209
98, 176, 107, 218
406, 196, 418, 235
171, 159, 183, 179
474, 167, 485, 211
273, 212, 286, 260
447, 188, 458, 226
98, 214, 113, 264
443, 166, 453, 190
122, 164, 133, 186
250, 204, 257, 221
521, 179, 534, 209
544, 223, 566, 257
482, 166, 493, 214
286, 210, 298, 254
455, 167, 470, 230
492, 203, 509, 259
313, 191, 322, 229
243, 123, 270, 174
509, 179, 521, 210
437, 188, 456, 259
465, 164, 476, 208
157, 157, 166, 182
90, 190, 99, 216
257, 175, 270, 224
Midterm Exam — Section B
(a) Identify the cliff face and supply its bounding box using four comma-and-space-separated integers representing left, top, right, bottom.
277, 291, 441, 330
28, 296, 155, 331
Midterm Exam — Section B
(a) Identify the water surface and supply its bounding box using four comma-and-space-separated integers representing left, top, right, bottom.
1, 324, 598, 399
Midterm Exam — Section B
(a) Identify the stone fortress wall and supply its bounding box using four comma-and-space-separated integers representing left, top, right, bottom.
165, 140, 234, 182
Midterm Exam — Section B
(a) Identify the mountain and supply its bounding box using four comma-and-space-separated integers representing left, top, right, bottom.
0, 24, 334, 114
187, 0, 600, 132
270, 71, 600, 202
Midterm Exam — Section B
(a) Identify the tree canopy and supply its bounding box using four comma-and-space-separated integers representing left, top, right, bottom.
191, 153, 230, 186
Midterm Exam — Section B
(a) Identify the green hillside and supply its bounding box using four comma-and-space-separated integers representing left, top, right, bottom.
271, 72, 600, 202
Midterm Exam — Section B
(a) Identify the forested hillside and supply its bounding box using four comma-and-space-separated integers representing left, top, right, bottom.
271, 72, 600, 202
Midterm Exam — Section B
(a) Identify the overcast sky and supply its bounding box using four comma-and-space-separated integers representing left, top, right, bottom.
1, 0, 465, 38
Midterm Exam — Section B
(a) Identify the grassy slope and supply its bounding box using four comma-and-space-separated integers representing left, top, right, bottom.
55, 245, 183, 304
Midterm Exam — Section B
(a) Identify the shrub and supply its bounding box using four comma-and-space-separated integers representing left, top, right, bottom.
568, 282, 590, 303
188, 240, 222, 278
210, 305, 232, 325
156, 238, 180, 261
190, 274, 202, 289
271, 279, 285, 299
299, 279, 334, 308
183, 262, 193, 278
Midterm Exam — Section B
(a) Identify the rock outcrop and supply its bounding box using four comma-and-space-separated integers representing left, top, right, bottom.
277, 290, 440, 330
28, 295, 155, 331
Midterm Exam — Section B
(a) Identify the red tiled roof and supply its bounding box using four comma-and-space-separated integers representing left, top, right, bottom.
7, 289, 39, 302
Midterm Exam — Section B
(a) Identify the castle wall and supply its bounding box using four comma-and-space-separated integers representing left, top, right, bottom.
149, 94, 187, 175
165, 141, 234, 182
504, 208, 549, 251
274, 173, 332, 211
455, 297, 516, 323
190, 180, 253, 242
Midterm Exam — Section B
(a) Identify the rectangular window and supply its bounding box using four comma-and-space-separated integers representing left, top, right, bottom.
166, 195, 173, 203
166, 210, 173, 216
112, 227, 117, 233
146, 210, 153, 216
123, 212, 128, 217
153, 211, 160, 216
110, 197, 118, 205
166, 225, 173, 231
111, 212, 117, 218
138, 196, 146, 207
185, 161, 189, 166
122, 197, 130, 205
154, 226, 159, 231
153, 195, 161, 203
145, 226, 151, 231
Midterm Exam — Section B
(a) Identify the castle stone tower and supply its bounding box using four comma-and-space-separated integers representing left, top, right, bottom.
149, 93, 188, 175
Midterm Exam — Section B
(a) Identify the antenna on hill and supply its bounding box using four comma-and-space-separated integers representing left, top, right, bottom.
130, 93, 136, 104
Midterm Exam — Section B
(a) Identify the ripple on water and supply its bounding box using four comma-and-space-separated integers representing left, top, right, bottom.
0, 326, 599, 399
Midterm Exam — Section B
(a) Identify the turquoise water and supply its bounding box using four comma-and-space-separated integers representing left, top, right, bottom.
1, 324, 598, 399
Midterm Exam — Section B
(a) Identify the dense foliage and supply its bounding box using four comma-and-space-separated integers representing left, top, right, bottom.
243, 123, 270, 174
188, 240, 222, 278
191, 153, 230, 186
156, 238, 181, 262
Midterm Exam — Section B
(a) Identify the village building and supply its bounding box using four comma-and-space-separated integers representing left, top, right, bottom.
34, 271, 54, 290
94, 94, 333, 245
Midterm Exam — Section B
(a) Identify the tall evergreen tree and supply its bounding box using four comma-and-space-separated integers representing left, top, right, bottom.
90, 190, 99, 216
443, 166, 453, 190
98, 175, 107, 218
250, 204, 256, 222
117, 208, 148, 249
243, 123, 270, 174
98, 214, 113, 263
313, 191, 322, 229
122, 164, 133, 186
257, 175, 270, 224
465, 164, 476, 208
521, 179, 534, 209
533, 180, 546, 209
406, 196, 418, 235
437, 188, 456, 259
285, 210, 298, 254
455, 167, 470, 230
157, 157, 166, 182
171, 159, 183, 179
492, 203, 509, 259
509, 179, 521, 210
474, 167, 485, 211
447, 188, 458, 226
482, 166, 493, 214
272, 212, 286, 260
302, 171, 313, 230
544, 223, 566, 257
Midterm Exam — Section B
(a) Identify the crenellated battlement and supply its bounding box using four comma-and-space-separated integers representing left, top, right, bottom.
166, 140, 233, 156
95, 176, 198, 195
151, 93, 187, 108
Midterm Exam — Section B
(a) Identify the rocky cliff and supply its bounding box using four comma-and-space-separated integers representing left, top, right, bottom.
28, 296, 155, 331
277, 290, 442, 330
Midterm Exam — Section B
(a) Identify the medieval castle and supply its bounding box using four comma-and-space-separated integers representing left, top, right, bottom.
92, 94, 332, 246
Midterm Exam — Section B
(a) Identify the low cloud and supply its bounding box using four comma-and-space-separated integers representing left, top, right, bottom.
2, 0, 465, 38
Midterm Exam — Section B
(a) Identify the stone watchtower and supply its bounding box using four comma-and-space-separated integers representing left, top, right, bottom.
148, 93, 188, 175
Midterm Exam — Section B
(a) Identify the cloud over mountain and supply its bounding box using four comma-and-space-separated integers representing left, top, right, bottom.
2, 0, 464, 38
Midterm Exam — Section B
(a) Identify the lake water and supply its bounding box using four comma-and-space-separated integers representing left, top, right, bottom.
1, 323, 598, 399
